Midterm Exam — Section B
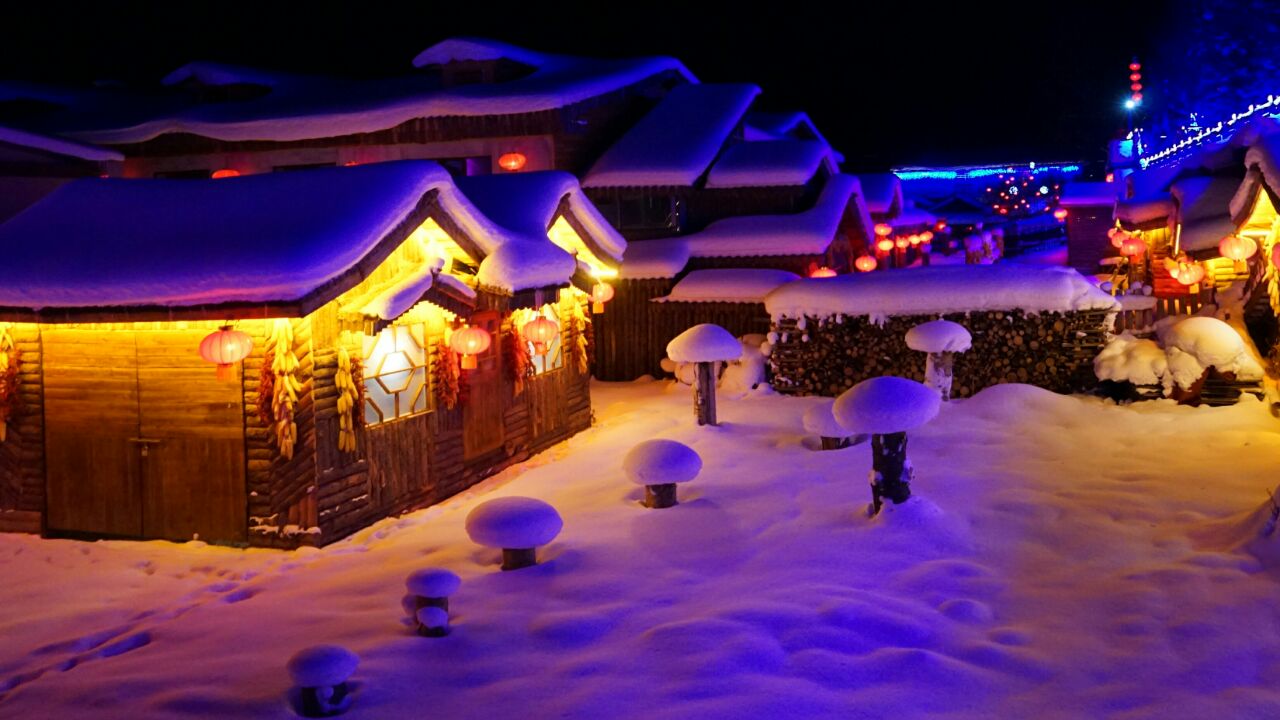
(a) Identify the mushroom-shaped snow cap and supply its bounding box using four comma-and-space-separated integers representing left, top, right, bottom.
802, 399, 854, 438
405, 568, 461, 598
623, 439, 702, 485
666, 324, 743, 363
833, 376, 940, 435
465, 497, 563, 549
905, 319, 972, 353
287, 645, 359, 688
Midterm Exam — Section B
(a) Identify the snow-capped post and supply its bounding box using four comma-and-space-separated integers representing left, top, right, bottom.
465, 497, 563, 571
833, 377, 940, 515
287, 645, 359, 717
404, 568, 460, 637
624, 439, 702, 508
802, 398, 857, 450
666, 324, 742, 426
904, 320, 973, 401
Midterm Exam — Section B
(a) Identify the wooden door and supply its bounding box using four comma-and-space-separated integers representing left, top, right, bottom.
463, 312, 506, 459
43, 329, 143, 538
136, 330, 246, 543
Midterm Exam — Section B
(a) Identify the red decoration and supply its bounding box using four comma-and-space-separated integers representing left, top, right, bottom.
894, 237, 909, 249
873, 223, 893, 237
1120, 237, 1147, 257
211, 169, 240, 179
1129, 61, 1141, 72
506, 329, 532, 396
0, 341, 19, 442
450, 326, 491, 370
200, 325, 253, 381
854, 255, 877, 272
498, 152, 527, 172
257, 348, 275, 426
919, 231, 934, 243
591, 282, 614, 313
935, 220, 947, 232
521, 315, 560, 355
809, 266, 837, 278
436, 340, 462, 410
875, 238, 895, 252
1053, 208, 1069, 221
1218, 235, 1257, 261
1272, 243, 1280, 270
1131, 83, 1143, 92
1129, 72, 1142, 82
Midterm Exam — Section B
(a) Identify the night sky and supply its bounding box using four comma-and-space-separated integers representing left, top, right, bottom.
2, 2, 1171, 170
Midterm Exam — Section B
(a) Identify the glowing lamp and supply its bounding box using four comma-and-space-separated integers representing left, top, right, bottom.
1175, 263, 1205, 286
199, 325, 253, 382
1131, 83, 1143, 92
498, 152, 527, 172
876, 238, 895, 252
1129, 62, 1141, 72
810, 266, 837, 278
854, 255, 877, 272
935, 221, 947, 232
1129, 72, 1142, 82
521, 315, 560, 356
873, 223, 893, 237
450, 326, 491, 370
211, 169, 240, 179
1105, 172, 1115, 183
1053, 208, 1069, 221
1124, 99, 1136, 110
920, 231, 934, 243
1119, 237, 1147, 257
1132, 93, 1143, 102
1107, 227, 1128, 248
895, 237, 910, 250
1218, 234, 1256, 261
591, 281, 614, 313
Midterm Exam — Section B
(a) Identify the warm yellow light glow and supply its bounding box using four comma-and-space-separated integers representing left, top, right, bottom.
407, 217, 476, 273
548, 216, 618, 278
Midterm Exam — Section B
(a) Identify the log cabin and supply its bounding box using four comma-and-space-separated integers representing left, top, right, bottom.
0, 160, 623, 547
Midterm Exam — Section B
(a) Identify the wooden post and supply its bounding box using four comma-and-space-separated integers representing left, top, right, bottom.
694, 361, 717, 426
870, 431, 911, 515
644, 483, 678, 508
502, 547, 537, 571
820, 436, 848, 450
924, 351, 956, 401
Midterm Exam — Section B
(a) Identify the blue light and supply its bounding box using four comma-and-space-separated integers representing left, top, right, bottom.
1125, 99, 1137, 110
1039, 185, 1049, 194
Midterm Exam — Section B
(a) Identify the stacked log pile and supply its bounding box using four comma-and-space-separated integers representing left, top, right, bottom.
770, 309, 1113, 398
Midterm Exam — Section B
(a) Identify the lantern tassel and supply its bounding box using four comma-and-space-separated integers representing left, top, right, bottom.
216, 363, 234, 382
462, 354, 477, 370
593, 301, 604, 313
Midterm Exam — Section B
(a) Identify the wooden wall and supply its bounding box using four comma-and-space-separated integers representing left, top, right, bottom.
1065, 203, 1117, 274
0, 324, 42, 533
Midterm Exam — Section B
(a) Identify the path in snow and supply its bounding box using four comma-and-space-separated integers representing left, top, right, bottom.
2, 381, 1280, 719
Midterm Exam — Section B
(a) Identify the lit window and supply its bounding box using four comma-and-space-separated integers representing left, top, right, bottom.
529, 323, 564, 375
363, 324, 431, 425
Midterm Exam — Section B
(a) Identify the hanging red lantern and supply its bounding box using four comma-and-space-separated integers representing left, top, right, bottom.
876, 238, 895, 252
1218, 234, 1257, 261
498, 152, 527, 172
211, 169, 240, 179
920, 231, 934, 243
450, 325, 491, 370
874, 223, 893, 237
591, 281, 615, 313
521, 315, 560, 356
895, 237, 910, 249
1129, 72, 1142, 82
1132, 92, 1143, 102
1130, 83, 1143, 92
809, 266, 837, 278
935, 220, 947, 232
1107, 227, 1128, 248
1053, 208, 1069, 221
1120, 237, 1147, 257
1129, 62, 1141, 72
854, 255, 877, 272
199, 325, 253, 382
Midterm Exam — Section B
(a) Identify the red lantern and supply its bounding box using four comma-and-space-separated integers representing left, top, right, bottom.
591, 281, 614, 313
211, 169, 240, 179
1107, 227, 1128, 248
876, 238, 895, 252
920, 231, 934, 243
498, 152, 527, 172
1053, 208, 1069, 221
1131, 83, 1143, 92
895, 237, 910, 249
1218, 234, 1257, 261
935, 220, 947, 232
450, 326, 491, 370
521, 315, 560, 356
854, 255, 877, 272
199, 325, 253, 382
1129, 62, 1141, 72
874, 223, 893, 237
1120, 237, 1147, 257
1132, 92, 1143, 102
810, 266, 837, 278
1129, 72, 1142, 82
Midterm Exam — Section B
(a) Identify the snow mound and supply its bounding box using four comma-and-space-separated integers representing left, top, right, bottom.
802, 399, 853, 438
465, 497, 563, 549
287, 645, 359, 688
1159, 316, 1263, 387
623, 439, 702, 485
1094, 333, 1168, 386
719, 335, 768, 394
834, 377, 940, 435
667, 324, 743, 363
476, 240, 577, 292
905, 320, 972, 353
404, 568, 461, 598
704, 140, 833, 189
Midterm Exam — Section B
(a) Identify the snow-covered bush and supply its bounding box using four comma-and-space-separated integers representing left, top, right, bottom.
623, 439, 702, 508
287, 645, 358, 717
465, 497, 563, 571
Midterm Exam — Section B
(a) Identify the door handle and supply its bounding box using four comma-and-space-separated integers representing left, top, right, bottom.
127, 438, 162, 457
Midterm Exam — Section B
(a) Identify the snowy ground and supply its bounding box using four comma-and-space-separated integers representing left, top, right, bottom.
4, 380, 1280, 719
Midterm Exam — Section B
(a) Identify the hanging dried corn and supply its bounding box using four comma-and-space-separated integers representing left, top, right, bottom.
269, 319, 302, 460
335, 346, 359, 453
0, 324, 17, 443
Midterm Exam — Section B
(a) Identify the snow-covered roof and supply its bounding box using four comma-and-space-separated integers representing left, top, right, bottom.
161, 61, 298, 88
1115, 197, 1174, 225
889, 205, 937, 229
765, 265, 1119, 321
654, 174, 863, 259
1059, 181, 1121, 207
1171, 175, 1240, 252
618, 240, 690, 280
833, 376, 940, 435
456, 171, 626, 265
704, 140, 832, 188
583, 83, 760, 188
0, 124, 123, 162
744, 110, 841, 161
0, 160, 577, 317
858, 174, 904, 217
60, 40, 697, 145
666, 323, 743, 363
656, 269, 800, 304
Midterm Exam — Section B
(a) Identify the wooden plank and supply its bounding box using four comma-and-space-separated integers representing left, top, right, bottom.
142, 436, 246, 543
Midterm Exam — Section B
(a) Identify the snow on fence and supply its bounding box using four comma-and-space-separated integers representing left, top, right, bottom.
764, 266, 1119, 398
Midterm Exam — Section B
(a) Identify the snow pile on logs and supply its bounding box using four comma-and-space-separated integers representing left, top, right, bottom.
1093, 333, 1168, 386
1095, 317, 1263, 396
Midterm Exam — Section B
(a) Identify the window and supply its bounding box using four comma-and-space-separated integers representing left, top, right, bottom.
529, 321, 564, 375
362, 323, 431, 426
595, 194, 681, 232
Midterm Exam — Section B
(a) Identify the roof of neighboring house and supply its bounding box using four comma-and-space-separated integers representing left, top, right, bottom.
0, 124, 123, 162
582, 83, 760, 188
744, 110, 841, 161
1171, 175, 1243, 252
617, 240, 691, 280
655, 268, 800, 303
0, 160, 581, 319
857, 173, 904, 217
27, 38, 697, 145
1059, 181, 1122, 207
889, 204, 938, 229
704, 140, 833, 189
